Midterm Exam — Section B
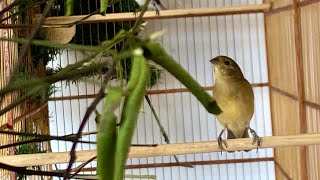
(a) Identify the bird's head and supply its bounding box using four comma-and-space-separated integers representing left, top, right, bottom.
210, 55, 244, 80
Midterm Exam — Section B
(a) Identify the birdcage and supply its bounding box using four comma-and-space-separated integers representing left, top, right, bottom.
0, 0, 319, 179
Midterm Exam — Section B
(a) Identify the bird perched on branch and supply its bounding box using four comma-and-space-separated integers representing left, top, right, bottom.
210, 55, 261, 152
135, 0, 167, 15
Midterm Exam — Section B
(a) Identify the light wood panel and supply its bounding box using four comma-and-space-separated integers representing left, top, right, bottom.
306, 106, 320, 180
301, 2, 320, 105
300, 2, 320, 179
271, 91, 301, 179
265, 10, 298, 95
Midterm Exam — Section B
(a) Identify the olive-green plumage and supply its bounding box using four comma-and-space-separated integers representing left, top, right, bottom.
210, 55, 260, 151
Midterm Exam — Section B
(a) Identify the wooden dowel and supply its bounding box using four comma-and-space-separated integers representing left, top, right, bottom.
40, 4, 271, 25
69, 157, 273, 171
1, 133, 320, 167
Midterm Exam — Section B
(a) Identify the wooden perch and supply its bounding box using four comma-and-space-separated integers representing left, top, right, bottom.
41, 4, 271, 25
1, 133, 320, 167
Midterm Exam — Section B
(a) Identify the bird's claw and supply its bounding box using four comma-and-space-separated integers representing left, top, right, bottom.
217, 136, 228, 155
249, 128, 261, 153
155, 8, 160, 15
133, 10, 139, 17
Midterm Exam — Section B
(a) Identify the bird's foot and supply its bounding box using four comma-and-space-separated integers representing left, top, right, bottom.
217, 130, 227, 155
152, 2, 161, 16
249, 128, 261, 152
133, 10, 139, 17
155, 8, 160, 16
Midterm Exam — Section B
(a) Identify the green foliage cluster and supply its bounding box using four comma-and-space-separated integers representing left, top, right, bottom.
11, 67, 57, 106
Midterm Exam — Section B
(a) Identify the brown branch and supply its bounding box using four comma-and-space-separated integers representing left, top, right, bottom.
0, 162, 64, 177
69, 156, 97, 179
0, 130, 95, 150
63, 68, 114, 179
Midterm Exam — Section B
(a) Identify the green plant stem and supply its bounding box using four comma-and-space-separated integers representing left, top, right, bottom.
114, 49, 149, 180
142, 41, 222, 115
97, 88, 123, 180
131, 0, 151, 34
65, 0, 74, 16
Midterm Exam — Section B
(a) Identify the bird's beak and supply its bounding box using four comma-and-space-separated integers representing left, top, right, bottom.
210, 57, 219, 65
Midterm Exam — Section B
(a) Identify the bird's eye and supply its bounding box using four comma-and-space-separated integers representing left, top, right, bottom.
224, 61, 230, 66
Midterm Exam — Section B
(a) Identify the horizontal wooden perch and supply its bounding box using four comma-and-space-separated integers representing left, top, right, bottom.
1, 133, 320, 167
41, 4, 271, 25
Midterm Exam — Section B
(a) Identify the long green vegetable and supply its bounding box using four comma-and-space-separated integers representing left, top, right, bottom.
97, 88, 123, 180
114, 48, 150, 180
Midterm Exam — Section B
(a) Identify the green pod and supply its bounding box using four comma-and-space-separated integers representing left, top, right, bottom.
114, 49, 150, 180
97, 113, 117, 180
65, 0, 74, 16
100, 0, 109, 16
97, 88, 123, 180
142, 41, 222, 115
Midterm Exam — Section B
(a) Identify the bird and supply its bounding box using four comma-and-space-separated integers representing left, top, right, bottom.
210, 55, 261, 152
135, 0, 167, 15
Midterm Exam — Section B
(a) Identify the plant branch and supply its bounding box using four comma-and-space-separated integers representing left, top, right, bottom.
63, 68, 114, 179
144, 95, 193, 168
142, 40, 222, 114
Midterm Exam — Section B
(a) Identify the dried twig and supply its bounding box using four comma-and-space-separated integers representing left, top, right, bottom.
69, 156, 97, 179
0, 132, 95, 150
0, 162, 64, 177
144, 95, 193, 168
63, 68, 114, 179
